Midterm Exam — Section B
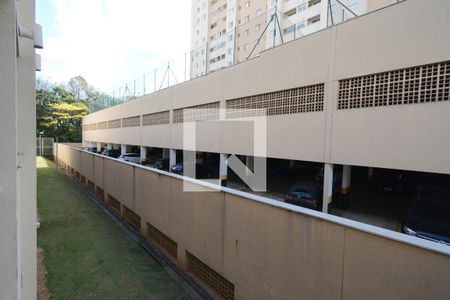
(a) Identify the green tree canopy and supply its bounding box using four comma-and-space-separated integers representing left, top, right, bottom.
36, 78, 92, 142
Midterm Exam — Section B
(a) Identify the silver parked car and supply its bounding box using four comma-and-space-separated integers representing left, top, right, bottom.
118, 153, 141, 164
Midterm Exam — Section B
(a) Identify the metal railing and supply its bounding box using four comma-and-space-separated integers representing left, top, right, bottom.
36, 137, 54, 156
89, 0, 404, 113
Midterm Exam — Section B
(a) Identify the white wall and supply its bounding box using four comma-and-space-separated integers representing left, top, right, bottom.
84, 0, 450, 174
0, 0, 37, 298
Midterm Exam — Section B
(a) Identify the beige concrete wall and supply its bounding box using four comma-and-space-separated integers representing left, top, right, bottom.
0, 1, 20, 298
0, 0, 37, 298
83, 0, 450, 174
80, 152, 94, 182
94, 156, 105, 189
57, 144, 450, 300
103, 159, 134, 210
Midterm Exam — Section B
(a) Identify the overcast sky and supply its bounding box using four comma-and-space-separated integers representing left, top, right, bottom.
36, 0, 192, 93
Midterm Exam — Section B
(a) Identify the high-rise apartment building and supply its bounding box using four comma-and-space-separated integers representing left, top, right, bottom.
191, 0, 397, 78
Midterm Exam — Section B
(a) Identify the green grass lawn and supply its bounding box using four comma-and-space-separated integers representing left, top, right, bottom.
37, 157, 189, 299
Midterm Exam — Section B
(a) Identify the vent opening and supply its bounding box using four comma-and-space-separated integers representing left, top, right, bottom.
146, 223, 178, 259
187, 252, 235, 300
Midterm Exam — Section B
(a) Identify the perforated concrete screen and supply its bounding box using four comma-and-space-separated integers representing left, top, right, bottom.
147, 223, 177, 258
87, 123, 98, 130
187, 251, 234, 300
142, 110, 170, 126
338, 61, 450, 110
122, 115, 141, 127
173, 101, 220, 123
97, 121, 107, 130
107, 118, 121, 129
225, 83, 325, 119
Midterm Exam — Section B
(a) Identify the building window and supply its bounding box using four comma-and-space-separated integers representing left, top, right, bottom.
245, 0, 251, 8
245, 15, 250, 23
297, 21, 305, 30
255, 23, 261, 31
256, 9, 262, 17
244, 29, 249, 36
298, 3, 306, 12
244, 43, 250, 51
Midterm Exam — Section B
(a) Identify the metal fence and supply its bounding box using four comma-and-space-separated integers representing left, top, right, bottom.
36, 137, 54, 156
89, 0, 403, 113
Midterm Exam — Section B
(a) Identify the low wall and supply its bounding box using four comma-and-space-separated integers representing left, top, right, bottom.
55, 143, 450, 300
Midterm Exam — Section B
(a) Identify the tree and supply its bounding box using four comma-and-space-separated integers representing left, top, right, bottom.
67, 75, 100, 100
36, 79, 89, 142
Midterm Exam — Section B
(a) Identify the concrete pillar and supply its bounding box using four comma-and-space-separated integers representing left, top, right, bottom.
169, 149, 177, 170
140, 146, 147, 163
246, 155, 254, 176
322, 163, 334, 214
107, 143, 113, 150
341, 165, 352, 195
121, 144, 127, 155
162, 148, 170, 159
96, 142, 102, 153
220, 153, 228, 187
368, 167, 374, 181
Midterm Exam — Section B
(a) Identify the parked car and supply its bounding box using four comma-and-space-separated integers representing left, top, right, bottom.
170, 162, 214, 178
285, 177, 341, 211
170, 162, 184, 175
153, 158, 170, 171
285, 181, 324, 210
374, 169, 414, 195
84, 147, 97, 153
101, 149, 121, 158
118, 153, 140, 164
402, 191, 450, 245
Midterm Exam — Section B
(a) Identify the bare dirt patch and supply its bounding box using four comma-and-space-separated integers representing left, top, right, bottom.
37, 247, 51, 300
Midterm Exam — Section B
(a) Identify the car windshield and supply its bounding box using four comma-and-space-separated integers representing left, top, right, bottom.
412, 200, 450, 222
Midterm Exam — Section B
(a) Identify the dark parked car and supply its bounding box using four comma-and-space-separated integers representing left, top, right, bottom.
84, 147, 97, 153
285, 181, 324, 210
101, 149, 121, 158
374, 169, 414, 195
171, 162, 214, 179
402, 192, 450, 245
153, 158, 170, 171
171, 162, 184, 175
285, 178, 341, 211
